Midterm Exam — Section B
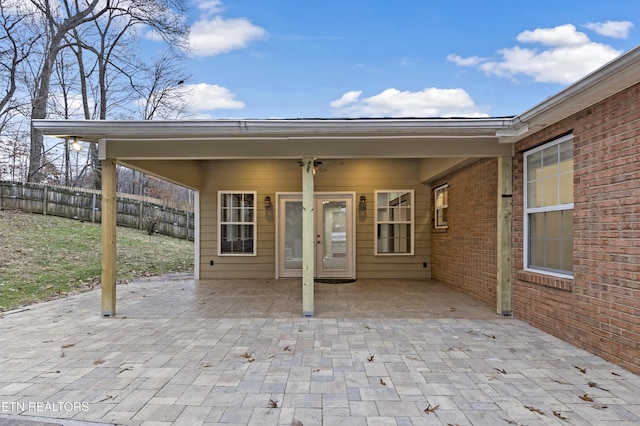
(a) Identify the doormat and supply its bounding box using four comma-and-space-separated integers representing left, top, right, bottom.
314, 279, 356, 284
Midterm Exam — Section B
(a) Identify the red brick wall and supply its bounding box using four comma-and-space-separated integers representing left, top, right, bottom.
513, 82, 640, 374
431, 158, 498, 307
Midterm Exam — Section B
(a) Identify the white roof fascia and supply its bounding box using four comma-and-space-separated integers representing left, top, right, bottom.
32, 117, 519, 143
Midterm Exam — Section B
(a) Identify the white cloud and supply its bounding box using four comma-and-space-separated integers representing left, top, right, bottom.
449, 23, 623, 84
584, 20, 634, 39
185, 83, 245, 111
329, 91, 363, 108
517, 24, 590, 46
197, 0, 224, 17
189, 1, 267, 57
446, 54, 485, 66
329, 87, 488, 118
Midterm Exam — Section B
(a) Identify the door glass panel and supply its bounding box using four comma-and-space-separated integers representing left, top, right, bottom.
284, 201, 303, 270
321, 201, 347, 271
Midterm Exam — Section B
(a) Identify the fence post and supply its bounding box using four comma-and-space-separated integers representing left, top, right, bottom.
91, 193, 97, 223
43, 186, 48, 216
139, 200, 144, 230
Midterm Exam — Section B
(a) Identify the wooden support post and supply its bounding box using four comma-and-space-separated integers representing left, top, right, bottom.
302, 157, 315, 317
497, 156, 513, 316
101, 158, 117, 316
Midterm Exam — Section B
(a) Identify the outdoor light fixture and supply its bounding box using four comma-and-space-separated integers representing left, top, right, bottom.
71, 137, 82, 152
359, 194, 367, 210
264, 195, 272, 209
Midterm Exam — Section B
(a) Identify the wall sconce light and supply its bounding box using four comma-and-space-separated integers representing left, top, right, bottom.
71, 137, 82, 152
359, 194, 367, 210
264, 195, 272, 209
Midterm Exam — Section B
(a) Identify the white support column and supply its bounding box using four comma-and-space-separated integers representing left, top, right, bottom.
302, 157, 315, 317
497, 156, 513, 316
101, 158, 117, 316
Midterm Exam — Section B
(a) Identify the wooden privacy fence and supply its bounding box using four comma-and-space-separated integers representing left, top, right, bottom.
0, 181, 194, 241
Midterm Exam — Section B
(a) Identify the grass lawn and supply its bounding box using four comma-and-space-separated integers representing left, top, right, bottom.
0, 209, 194, 312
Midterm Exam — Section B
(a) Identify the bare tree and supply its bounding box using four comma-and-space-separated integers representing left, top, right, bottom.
26, 0, 189, 183
137, 52, 191, 120
0, 1, 40, 135
27, 0, 106, 183
67, 0, 189, 188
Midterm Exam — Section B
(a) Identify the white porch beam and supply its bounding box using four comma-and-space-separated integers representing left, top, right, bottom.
101, 158, 117, 316
302, 157, 315, 317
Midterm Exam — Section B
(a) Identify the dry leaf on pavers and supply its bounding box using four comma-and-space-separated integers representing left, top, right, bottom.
573, 365, 587, 374
96, 394, 118, 403
61, 343, 75, 349
361, 323, 371, 330
553, 411, 569, 420
552, 379, 570, 385
284, 346, 292, 352
592, 404, 608, 410
501, 418, 524, 425
448, 347, 470, 352
379, 378, 386, 386
580, 394, 594, 402
483, 333, 496, 339
241, 352, 255, 362
524, 406, 546, 415
200, 362, 211, 368
292, 420, 303, 426
118, 365, 134, 374
268, 399, 278, 408
424, 403, 439, 414
588, 381, 610, 392
93, 359, 105, 365
367, 355, 375, 362
494, 368, 507, 374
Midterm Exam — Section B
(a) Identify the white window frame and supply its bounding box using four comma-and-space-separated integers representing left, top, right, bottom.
434, 184, 449, 229
217, 190, 257, 256
374, 190, 414, 255
523, 134, 574, 278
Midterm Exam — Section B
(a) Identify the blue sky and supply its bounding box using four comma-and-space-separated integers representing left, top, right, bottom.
145, 0, 640, 119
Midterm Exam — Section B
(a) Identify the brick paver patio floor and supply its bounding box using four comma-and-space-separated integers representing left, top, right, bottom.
0, 276, 639, 425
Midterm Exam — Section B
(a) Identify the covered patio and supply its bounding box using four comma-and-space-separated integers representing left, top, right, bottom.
1, 276, 639, 425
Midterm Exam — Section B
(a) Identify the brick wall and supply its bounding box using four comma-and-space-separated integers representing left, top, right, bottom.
513, 82, 640, 374
431, 158, 498, 307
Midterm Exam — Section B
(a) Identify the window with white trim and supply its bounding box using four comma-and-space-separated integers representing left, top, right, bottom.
218, 191, 256, 255
375, 190, 414, 255
524, 134, 573, 277
434, 184, 448, 229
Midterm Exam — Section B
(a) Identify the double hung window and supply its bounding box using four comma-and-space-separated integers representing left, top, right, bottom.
434, 184, 448, 229
218, 191, 256, 255
524, 134, 574, 277
375, 190, 414, 255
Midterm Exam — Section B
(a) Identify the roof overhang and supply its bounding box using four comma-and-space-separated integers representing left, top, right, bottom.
33, 117, 517, 160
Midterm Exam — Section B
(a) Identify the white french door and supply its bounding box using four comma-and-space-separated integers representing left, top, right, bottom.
277, 193, 355, 279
